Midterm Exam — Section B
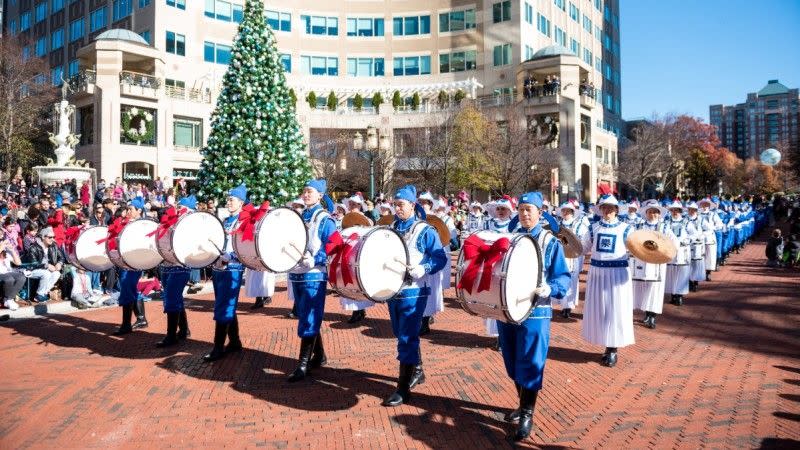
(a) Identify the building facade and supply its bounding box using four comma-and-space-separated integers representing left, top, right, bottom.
3, 0, 622, 201
710, 80, 800, 160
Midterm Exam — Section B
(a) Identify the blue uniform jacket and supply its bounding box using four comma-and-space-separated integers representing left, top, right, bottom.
517, 224, 571, 301
394, 216, 448, 276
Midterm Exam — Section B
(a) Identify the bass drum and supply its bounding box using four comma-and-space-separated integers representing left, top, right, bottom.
67, 226, 113, 272
107, 219, 163, 271
233, 207, 307, 273
156, 211, 225, 268
455, 231, 542, 324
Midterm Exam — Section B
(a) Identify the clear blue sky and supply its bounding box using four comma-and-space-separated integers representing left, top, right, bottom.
620, 0, 800, 122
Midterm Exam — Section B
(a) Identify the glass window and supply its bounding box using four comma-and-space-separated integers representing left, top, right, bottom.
555, 0, 566, 11
112, 0, 132, 21
302, 15, 338, 35
537, 14, 551, 37
166, 0, 185, 9
140, 30, 151, 44
233, 4, 244, 23
404, 17, 419, 35
52, 0, 65, 12
439, 54, 449, 73
493, 44, 511, 66
51, 66, 64, 86
280, 53, 291, 72
569, 2, 580, 21
166, 31, 185, 56
555, 26, 566, 46
139, 0, 151, 7
570, 38, 580, 56
493, 1, 511, 23
8, 20, 16, 36
583, 15, 592, 32
441, 10, 475, 32
35, 37, 47, 57
394, 15, 430, 35
20, 12, 31, 31
35, 3, 47, 23
525, 2, 534, 24
70, 19, 84, 42
420, 16, 430, 34
21, 46, 30, 61
216, 44, 231, 65
266, 10, 291, 31
174, 117, 202, 148
68, 59, 79, 77
90, 7, 107, 33
52, 28, 64, 50
204, 42, 215, 62
394, 56, 430, 76
215, 1, 231, 21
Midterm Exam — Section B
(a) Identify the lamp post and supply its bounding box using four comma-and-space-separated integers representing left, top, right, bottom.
353, 125, 390, 199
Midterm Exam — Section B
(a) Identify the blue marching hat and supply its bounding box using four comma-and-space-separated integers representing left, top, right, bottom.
305, 178, 328, 195
394, 184, 417, 203
128, 197, 145, 211
228, 183, 248, 202
178, 195, 197, 210
518, 192, 544, 209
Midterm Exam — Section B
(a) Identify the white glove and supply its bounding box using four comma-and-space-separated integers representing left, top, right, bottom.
299, 253, 316, 270
409, 264, 427, 280
534, 283, 551, 298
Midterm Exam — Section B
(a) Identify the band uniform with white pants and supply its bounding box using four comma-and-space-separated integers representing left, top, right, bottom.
632, 200, 678, 328
339, 195, 374, 324
581, 194, 635, 368
287, 179, 337, 382
203, 184, 247, 362
245, 269, 275, 309
496, 192, 570, 442
685, 202, 708, 292
383, 185, 447, 407
112, 197, 148, 336
664, 201, 692, 306
482, 197, 516, 340
698, 198, 723, 279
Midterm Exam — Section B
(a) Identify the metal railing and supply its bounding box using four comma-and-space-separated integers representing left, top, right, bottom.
67, 69, 96, 93
119, 70, 161, 89
165, 85, 212, 103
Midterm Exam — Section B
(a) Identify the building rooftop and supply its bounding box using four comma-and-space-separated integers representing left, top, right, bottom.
526, 45, 575, 61
94, 29, 149, 46
757, 79, 790, 97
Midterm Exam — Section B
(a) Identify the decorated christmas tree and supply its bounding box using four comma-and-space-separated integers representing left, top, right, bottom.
197, 0, 311, 203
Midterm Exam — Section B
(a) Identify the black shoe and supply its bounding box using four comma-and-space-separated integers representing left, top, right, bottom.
705, 270, 712, 281
347, 309, 366, 324
187, 286, 202, 294
419, 316, 431, 336
409, 365, 426, 389
493, 337, 501, 351
263, 296, 272, 305
225, 316, 242, 354
112, 304, 134, 335
288, 336, 316, 382
177, 310, 190, 340
203, 322, 229, 362
383, 363, 414, 407
285, 303, 298, 319
513, 388, 539, 442
131, 299, 148, 329
504, 383, 522, 423
675, 295, 683, 306
562, 308, 572, 319
251, 297, 265, 309
647, 314, 657, 329
156, 312, 180, 348
309, 334, 327, 369
602, 348, 618, 368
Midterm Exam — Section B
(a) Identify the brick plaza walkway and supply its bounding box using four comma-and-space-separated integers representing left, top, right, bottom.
1, 232, 799, 449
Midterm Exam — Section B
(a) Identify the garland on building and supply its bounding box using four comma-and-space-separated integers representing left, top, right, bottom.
121, 107, 155, 144
196, 0, 312, 203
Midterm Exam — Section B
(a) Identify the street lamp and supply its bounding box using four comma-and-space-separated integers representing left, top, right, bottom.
353, 125, 390, 199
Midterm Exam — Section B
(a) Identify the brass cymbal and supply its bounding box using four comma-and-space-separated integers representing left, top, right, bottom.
625, 229, 677, 264
342, 211, 372, 229
557, 227, 584, 258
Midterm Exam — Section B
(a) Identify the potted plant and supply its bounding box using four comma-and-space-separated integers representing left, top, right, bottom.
372, 92, 384, 113
454, 89, 466, 104
392, 90, 403, 110
411, 92, 421, 111
353, 93, 364, 111
326, 91, 337, 111
306, 91, 317, 109
437, 90, 449, 108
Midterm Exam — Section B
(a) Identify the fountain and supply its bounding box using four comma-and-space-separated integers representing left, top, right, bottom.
32, 81, 96, 187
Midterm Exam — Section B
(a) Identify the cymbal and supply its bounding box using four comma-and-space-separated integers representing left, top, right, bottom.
557, 227, 584, 258
341, 211, 372, 229
377, 214, 394, 226
625, 229, 677, 264
426, 215, 452, 245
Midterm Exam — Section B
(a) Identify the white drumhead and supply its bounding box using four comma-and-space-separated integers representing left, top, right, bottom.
356, 228, 407, 301
256, 208, 307, 272
504, 236, 539, 322
118, 220, 163, 270
172, 212, 225, 268
75, 226, 113, 271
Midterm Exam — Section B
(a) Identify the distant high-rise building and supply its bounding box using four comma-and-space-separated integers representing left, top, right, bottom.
710, 80, 800, 159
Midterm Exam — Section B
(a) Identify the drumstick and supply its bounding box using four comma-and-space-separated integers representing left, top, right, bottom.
206, 238, 223, 254
288, 242, 305, 257
393, 257, 413, 270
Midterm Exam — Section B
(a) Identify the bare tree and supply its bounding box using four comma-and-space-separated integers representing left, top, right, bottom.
617, 119, 673, 194
0, 36, 55, 176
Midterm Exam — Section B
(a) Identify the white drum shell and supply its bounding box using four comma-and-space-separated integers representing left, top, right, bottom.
455, 231, 541, 324
330, 226, 409, 303
156, 211, 225, 268
68, 226, 113, 272
107, 219, 163, 271
632, 258, 661, 281
691, 241, 705, 260
672, 245, 690, 265
233, 207, 307, 273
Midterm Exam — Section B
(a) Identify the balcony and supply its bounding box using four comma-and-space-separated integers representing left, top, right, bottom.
67, 70, 96, 97
165, 85, 212, 104
120, 71, 161, 100
477, 94, 516, 109
579, 84, 597, 109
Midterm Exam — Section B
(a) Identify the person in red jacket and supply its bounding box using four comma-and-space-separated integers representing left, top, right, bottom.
80, 181, 91, 206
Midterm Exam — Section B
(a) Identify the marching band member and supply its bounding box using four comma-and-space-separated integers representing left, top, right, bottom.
698, 198, 723, 280
340, 194, 374, 324
483, 196, 516, 345
111, 197, 148, 335
664, 200, 692, 306
245, 269, 275, 309
155, 195, 196, 347
624, 201, 644, 228
555, 201, 590, 319
685, 202, 708, 292
632, 200, 677, 328
464, 202, 486, 235
581, 194, 635, 368
497, 192, 570, 442
283, 198, 305, 319
431, 197, 459, 317
203, 184, 247, 362
287, 179, 337, 382
383, 185, 447, 406
416, 191, 442, 336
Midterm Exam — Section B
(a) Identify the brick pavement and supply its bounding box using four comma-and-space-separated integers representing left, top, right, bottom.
1, 232, 798, 449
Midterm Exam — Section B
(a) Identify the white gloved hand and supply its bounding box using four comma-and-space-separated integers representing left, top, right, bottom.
534, 283, 552, 298
300, 253, 316, 269
409, 264, 427, 280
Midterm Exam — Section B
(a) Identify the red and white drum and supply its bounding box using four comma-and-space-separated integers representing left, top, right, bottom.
328, 226, 409, 303
67, 226, 113, 272
107, 219, 163, 271
156, 211, 225, 268
233, 207, 307, 273
455, 231, 542, 324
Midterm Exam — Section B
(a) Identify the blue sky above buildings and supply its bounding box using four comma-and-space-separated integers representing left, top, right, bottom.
620, 0, 800, 122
